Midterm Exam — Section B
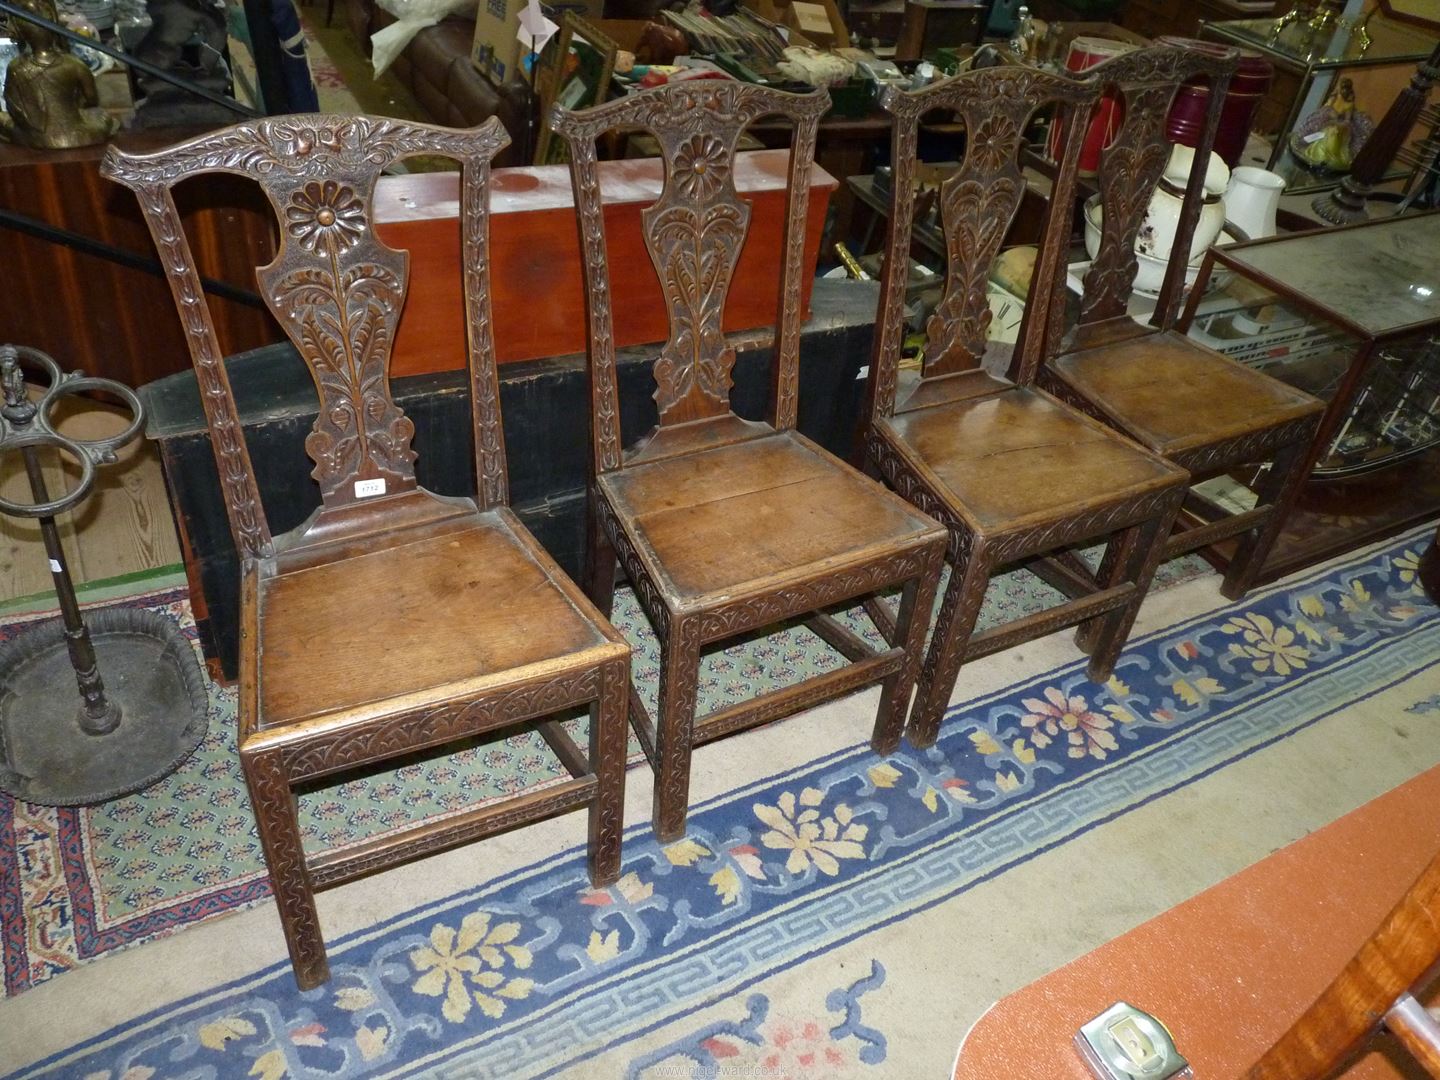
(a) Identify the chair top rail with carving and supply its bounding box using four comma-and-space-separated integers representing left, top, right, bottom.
100, 114, 513, 563
867, 66, 1102, 424
1044, 45, 1238, 358
547, 82, 830, 475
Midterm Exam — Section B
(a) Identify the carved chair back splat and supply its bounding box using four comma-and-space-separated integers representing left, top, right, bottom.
867, 66, 1100, 424
553, 81, 829, 470
1054, 45, 1237, 349
551, 83, 948, 842
102, 116, 632, 991
1032, 48, 1328, 602
863, 66, 1190, 748
100, 115, 514, 562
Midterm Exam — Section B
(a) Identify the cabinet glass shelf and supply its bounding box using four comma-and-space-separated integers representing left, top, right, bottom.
1200, 15, 1440, 194
1182, 210, 1440, 579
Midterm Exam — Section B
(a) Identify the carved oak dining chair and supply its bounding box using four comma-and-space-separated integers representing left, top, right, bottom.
1245, 845, 1440, 1078
549, 83, 948, 842
101, 116, 630, 989
864, 67, 1190, 748
1037, 46, 1326, 601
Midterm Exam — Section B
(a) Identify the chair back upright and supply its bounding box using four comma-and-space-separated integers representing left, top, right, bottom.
868, 65, 1101, 423
548, 82, 830, 474
100, 115, 513, 560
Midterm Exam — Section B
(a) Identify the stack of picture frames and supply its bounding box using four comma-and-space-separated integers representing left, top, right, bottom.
530, 7, 802, 164
534, 15, 619, 165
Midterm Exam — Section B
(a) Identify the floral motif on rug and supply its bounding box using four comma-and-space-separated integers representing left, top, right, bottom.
8, 531, 1437, 1079
625, 959, 888, 1077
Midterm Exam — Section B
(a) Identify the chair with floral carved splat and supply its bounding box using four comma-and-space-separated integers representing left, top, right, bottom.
863, 65, 1191, 749
101, 115, 631, 990
550, 82, 948, 842
1036, 46, 1326, 601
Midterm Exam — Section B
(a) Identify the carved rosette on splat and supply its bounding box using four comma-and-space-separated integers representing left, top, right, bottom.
874, 67, 1096, 390
927, 114, 1026, 375
645, 131, 751, 424
550, 83, 830, 433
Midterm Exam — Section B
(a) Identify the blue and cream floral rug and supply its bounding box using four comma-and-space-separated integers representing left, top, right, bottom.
3, 528, 1438, 1079
0, 550, 1202, 1000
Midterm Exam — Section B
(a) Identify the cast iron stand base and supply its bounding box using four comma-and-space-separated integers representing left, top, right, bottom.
0, 606, 209, 806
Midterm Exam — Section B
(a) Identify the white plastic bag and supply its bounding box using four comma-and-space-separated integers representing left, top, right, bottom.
370, 0, 473, 77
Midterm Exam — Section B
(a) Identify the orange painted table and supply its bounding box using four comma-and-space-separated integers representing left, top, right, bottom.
372, 150, 836, 376
953, 765, 1440, 1079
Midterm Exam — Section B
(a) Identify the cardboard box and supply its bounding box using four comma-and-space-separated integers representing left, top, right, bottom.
470, 0, 601, 85
742, 0, 847, 49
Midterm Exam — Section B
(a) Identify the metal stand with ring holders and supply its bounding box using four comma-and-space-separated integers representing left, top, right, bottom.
0, 344, 208, 806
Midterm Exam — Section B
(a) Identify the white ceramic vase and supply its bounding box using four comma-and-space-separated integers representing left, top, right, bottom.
1224, 166, 1285, 240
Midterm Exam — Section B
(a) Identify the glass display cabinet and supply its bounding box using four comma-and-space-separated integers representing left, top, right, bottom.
1199, 15, 1440, 193
1180, 209, 1440, 582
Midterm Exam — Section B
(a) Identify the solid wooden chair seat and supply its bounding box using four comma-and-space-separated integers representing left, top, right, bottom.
878, 386, 1181, 534
1051, 331, 1324, 458
599, 429, 940, 610
255, 507, 618, 729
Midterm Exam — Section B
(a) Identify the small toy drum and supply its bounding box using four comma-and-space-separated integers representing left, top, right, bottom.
1048, 35, 1137, 175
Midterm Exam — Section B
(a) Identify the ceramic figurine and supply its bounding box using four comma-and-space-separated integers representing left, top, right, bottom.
0, 0, 118, 149
1292, 77, 1372, 173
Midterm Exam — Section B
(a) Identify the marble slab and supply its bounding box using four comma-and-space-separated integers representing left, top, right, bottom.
1224, 212, 1440, 337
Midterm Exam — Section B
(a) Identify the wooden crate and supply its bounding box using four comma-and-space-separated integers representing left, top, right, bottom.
375, 149, 837, 376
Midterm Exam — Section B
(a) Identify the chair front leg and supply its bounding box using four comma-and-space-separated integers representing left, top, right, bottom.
1081, 493, 1180, 680
1074, 529, 1130, 657
1222, 437, 1312, 601
587, 655, 629, 887
653, 616, 702, 843
872, 542, 943, 755
907, 533, 990, 750
241, 748, 329, 989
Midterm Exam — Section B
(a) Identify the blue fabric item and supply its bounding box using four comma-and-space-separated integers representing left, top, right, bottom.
270, 0, 318, 111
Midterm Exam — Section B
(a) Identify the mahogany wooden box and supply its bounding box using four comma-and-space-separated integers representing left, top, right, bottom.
374, 149, 836, 375
0, 132, 277, 390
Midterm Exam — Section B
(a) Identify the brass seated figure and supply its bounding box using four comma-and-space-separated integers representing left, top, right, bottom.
0, 0, 118, 150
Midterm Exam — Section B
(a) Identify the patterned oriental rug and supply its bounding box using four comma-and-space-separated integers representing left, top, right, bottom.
4, 528, 1437, 1079
0, 551, 1201, 999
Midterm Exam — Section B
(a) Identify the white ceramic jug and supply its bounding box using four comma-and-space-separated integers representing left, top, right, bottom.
1137, 145, 1229, 263
1224, 166, 1285, 240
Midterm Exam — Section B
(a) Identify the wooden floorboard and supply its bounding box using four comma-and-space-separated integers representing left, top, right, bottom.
1, 388, 180, 604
